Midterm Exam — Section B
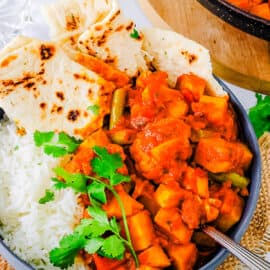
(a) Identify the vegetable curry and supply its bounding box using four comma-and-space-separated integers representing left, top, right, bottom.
44, 71, 253, 270
226, 0, 270, 20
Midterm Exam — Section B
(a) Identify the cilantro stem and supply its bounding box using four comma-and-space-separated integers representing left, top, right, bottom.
110, 188, 139, 268
88, 176, 139, 268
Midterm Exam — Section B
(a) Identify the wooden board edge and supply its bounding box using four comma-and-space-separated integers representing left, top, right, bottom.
138, 0, 270, 94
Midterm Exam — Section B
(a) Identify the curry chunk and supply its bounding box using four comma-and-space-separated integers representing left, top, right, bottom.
131, 118, 192, 181
195, 138, 252, 173
167, 243, 198, 270
154, 208, 193, 244
128, 210, 155, 251
154, 181, 187, 208
138, 245, 171, 268
212, 184, 245, 232
176, 74, 206, 102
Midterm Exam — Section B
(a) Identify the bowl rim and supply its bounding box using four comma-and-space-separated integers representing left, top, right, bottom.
197, 0, 270, 41
199, 78, 262, 270
0, 79, 262, 270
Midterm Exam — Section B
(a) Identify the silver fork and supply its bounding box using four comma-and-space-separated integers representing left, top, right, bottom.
203, 226, 270, 270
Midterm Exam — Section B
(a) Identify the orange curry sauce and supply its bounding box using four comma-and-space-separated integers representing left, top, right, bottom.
64, 72, 253, 270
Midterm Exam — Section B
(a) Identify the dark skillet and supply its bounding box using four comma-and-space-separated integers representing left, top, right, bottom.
197, 0, 270, 42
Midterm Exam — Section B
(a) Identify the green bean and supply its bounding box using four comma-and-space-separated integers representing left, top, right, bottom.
109, 88, 127, 130
209, 172, 250, 188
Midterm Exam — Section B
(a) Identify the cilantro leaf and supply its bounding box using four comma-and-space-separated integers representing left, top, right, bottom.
44, 145, 67, 158
54, 167, 88, 193
91, 146, 127, 185
110, 172, 130, 186
38, 189, 55, 204
109, 217, 120, 234
73, 219, 94, 237
130, 28, 140, 39
249, 94, 270, 138
88, 206, 109, 225
58, 132, 82, 153
34, 131, 81, 157
34, 131, 54, 147
87, 104, 100, 116
74, 218, 109, 238
88, 182, 107, 204
49, 233, 85, 269
52, 177, 67, 190
100, 235, 125, 259
84, 238, 103, 254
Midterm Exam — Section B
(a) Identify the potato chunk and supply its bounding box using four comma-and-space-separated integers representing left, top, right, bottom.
195, 138, 253, 173
138, 245, 171, 268
128, 210, 155, 251
154, 208, 193, 244
167, 243, 198, 270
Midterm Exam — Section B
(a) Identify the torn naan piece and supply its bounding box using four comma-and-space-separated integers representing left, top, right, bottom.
142, 28, 226, 96
0, 36, 115, 137
77, 0, 147, 77
43, 0, 112, 46
44, 0, 147, 78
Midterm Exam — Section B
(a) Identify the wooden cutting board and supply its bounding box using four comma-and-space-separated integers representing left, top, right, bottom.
139, 0, 270, 95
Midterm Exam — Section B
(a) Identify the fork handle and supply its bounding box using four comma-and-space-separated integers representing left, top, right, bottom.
203, 226, 270, 270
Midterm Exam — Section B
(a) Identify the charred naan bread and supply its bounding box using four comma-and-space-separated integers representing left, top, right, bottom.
44, 0, 147, 77
43, 0, 112, 45
0, 36, 115, 137
142, 28, 225, 96
77, 0, 147, 77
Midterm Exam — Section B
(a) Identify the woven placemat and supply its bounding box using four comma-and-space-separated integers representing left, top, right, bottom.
218, 132, 270, 270
1, 133, 270, 270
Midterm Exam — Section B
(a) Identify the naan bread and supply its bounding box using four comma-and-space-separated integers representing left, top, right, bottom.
142, 28, 226, 96
0, 36, 115, 137
43, 0, 112, 43
44, 0, 147, 77
77, 0, 147, 77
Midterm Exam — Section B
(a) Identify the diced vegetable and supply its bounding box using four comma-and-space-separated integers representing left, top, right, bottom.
213, 187, 245, 232
195, 138, 253, 173
154, 208, 193, 244
93, 254, 125, 270
138, 245, 171, 268
176, 74, 206, 102
154, 181, 186, 208
181, 196, 203, 229
128, 210, 155, 251
103, 189, 144, 218
167, 243, 198, 270
192, 95, 228, 125
182, 167, 209, 198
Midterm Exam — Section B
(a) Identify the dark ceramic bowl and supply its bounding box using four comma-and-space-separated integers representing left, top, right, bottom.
197, 0, 270, 42
0, 79, 261, 270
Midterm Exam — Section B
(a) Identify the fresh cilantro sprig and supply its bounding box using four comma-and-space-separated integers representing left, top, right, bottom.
34, 131, 82, 157
248, 93, 270, 138
38, 168, 88, 205
50, 207, 126, 269
48, 146, 139, 268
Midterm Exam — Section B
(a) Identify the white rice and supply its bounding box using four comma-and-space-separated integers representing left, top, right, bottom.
0, 119, 86, 270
